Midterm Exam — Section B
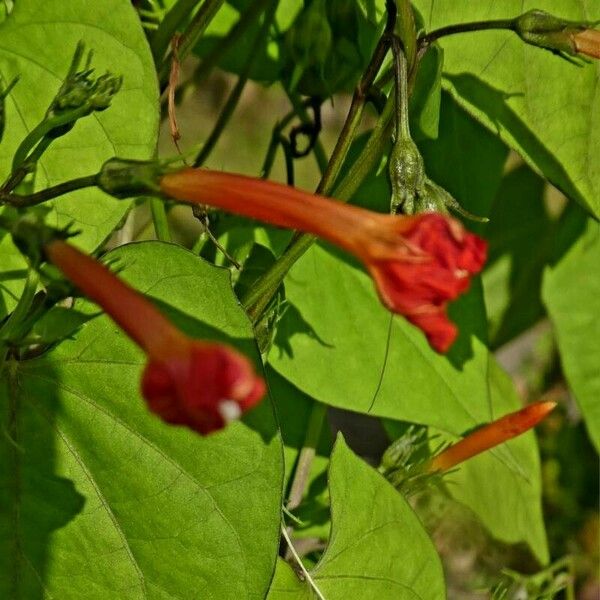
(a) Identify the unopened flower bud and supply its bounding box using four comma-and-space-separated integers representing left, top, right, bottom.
515, 9, 600, 59
429, 401, 557, 472
388, 138, 426, 215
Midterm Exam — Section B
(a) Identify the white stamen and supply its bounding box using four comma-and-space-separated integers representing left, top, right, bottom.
218, 399, 242, 424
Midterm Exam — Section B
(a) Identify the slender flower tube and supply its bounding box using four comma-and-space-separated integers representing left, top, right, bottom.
159, 168, 487, 352
44, 240, 265, 434
429, 401, 557, 472
573, 29, 600, 59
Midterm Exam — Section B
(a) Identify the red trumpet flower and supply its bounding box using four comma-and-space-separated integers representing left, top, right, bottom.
44, 240, 265, 434
160, 168, 487, 352
429, 401, 557, 472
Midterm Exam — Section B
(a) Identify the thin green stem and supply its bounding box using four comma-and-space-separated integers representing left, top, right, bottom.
0, 174, 98, 208
280, 521, 325, 600
316, 36, 390, 194
193, 0, 276, 167
242, 34, 395, 321
151, 0, 200, 63
2, 137, 52, 193
390, 37, 410, 141
242, 233, 314, 323
286, 401, 327, 511
11, 105, 90, 173
0, 269, 39, 343
332, 92, 394, 201
158, 0, 226, 89
419, 18, 516, 49
150, 197, 171, 241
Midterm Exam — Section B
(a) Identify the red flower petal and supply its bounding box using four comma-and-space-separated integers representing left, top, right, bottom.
365, 213, 487, 352
141, 342, 265, 434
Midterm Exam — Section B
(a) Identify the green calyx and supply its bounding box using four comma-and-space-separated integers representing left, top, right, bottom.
388, 42, 487, 222
388, 146, 488, 222
379, 426, 444, 497
389, 137, 425, 214
96, 157, 166, 199
0, 211, 78, 266
515, 9, 596, 56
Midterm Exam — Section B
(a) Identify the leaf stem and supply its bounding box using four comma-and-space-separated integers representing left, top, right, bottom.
10, 105, 90, 173
0, 268, 39, 344
286, 401, 327, 511
150, 197, 172, 241
0, 174, 98, 207
158, 0, 226, 89
280, 521, 326, 600
419, 18, 516, 49
390, 36, 410, 141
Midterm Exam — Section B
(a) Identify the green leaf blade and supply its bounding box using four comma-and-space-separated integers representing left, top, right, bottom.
413, 0, 600, 218
0, 0, 159, 250
0, 242, 283, 598
268, 436, 446, 600
543, 219, 600, 451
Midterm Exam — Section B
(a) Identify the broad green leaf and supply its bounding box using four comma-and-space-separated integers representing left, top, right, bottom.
543, 219, 600, 451
267, 436, 446, 599
410, 44, 444, 140
419, 91, 508, 226
412, 0, 600, 218
482, 165, 588, 348
0, 228, 26, 319
0, 242, 283, 598
0, 0, 159, 250
268, 245, 548, 562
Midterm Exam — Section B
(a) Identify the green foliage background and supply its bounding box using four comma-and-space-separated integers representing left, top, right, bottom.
0, 0, 598, 598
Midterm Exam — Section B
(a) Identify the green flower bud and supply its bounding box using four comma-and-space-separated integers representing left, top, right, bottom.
515, 9, 598, 56
388, 137, 426, 215
97, 157, 163, 199
379, 426, 443, 497
2, 212, 77, 266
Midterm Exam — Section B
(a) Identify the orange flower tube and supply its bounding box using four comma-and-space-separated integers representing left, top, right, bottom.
160, 168, 487, 353
573, 29, 600, 59
429, 401, 557, 472
45, 240, 265, 434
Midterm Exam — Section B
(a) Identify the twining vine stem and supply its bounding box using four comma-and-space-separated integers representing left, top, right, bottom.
418, 18, 516, 49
